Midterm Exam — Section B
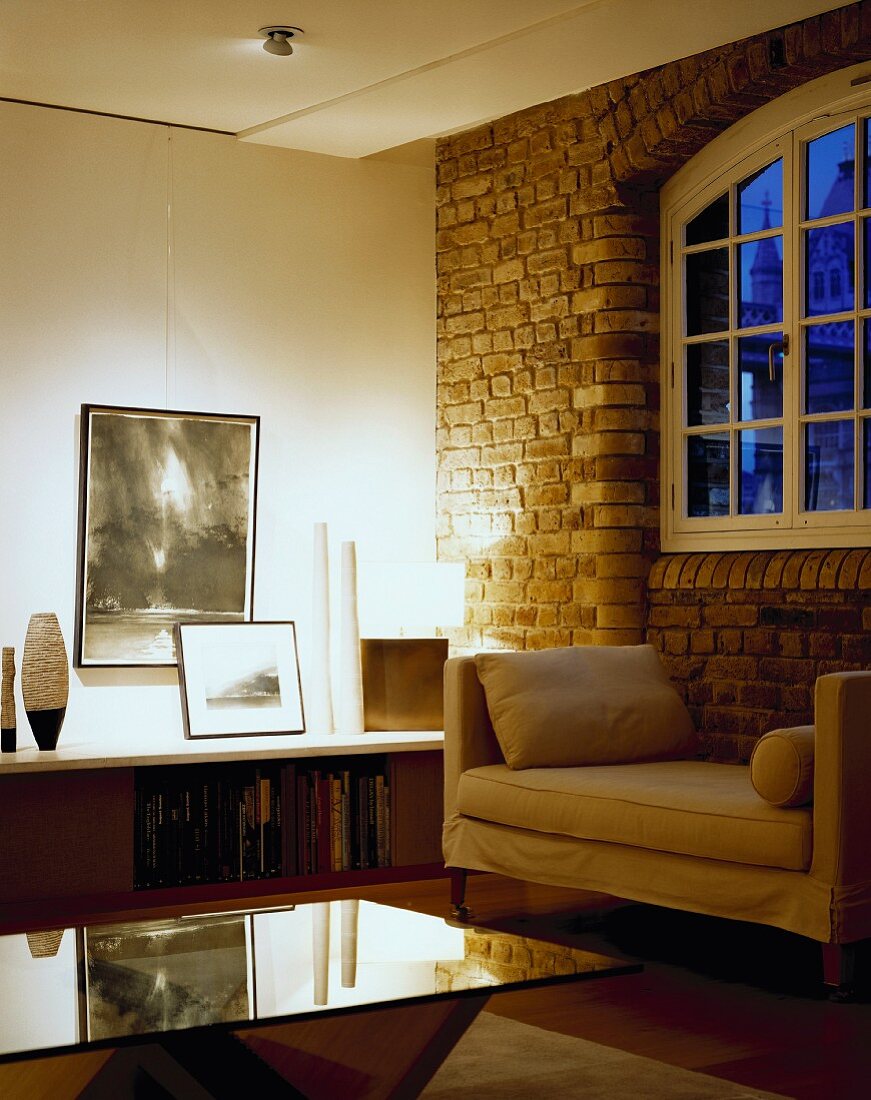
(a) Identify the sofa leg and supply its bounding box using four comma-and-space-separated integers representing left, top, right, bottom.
450, 868, 471, 921
822, 943, 857, 1001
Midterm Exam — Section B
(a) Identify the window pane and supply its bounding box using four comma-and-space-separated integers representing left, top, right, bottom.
737, 160, 783, 234
864, 118, 871, 210
687, 433, 730, 517
805, 422, 854, 511
739, 428, 783, 514
685, 249, 728, 336
738, 237, 782, 327
864, 319, 871, 409
737, 332, 783, 421
805, 321, 854, 414
686, 192, 729, 246
865, 421, 871, 508
686, 341, 729, 426
804, 224, 854, 316
806, 124, 855, 220
865, 218, 871, 308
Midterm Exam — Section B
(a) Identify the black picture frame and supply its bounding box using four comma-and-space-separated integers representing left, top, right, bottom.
175, 621, 305, 739
83, 914, 252, 1040
74, 404, 259, 668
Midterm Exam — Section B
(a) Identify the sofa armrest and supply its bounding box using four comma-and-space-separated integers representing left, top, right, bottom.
443, 656, 504, 820
810, 671, 871, 887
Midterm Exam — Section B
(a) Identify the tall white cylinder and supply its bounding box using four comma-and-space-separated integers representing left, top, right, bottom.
312, 901, 331, 1007
309, 522, 335, 734
339, 541, 365, 734
340, 898, 359, 988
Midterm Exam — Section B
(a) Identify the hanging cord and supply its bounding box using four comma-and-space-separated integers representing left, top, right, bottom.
165, 127, 176, 409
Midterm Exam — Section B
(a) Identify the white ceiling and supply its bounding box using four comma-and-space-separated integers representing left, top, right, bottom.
0, 1, 852, 160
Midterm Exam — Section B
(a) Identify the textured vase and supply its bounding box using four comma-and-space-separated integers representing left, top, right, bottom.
25, 929, 65, 959
1, 647, 15, 753
21, 613, 69, 751
309, 522, 335, 734
339, 541, 365, 734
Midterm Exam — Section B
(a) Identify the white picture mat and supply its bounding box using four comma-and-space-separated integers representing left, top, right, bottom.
179, 622, 304, 737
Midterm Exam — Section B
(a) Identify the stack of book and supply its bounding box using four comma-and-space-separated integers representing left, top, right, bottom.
291, 756, 391, 876
133, 755, 392, 889
134, 762, 283, 888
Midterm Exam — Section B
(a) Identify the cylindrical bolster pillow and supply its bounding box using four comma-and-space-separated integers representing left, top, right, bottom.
750, 725, 815, 807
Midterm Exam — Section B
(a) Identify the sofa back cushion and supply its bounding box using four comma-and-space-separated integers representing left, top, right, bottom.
473, 644, 699, 770
750, 725, 815, 807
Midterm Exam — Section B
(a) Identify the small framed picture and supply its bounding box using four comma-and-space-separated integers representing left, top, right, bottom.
176, 622, 305, 739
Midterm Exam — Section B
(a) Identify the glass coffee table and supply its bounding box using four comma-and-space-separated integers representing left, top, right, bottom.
0, 899, 640, 1098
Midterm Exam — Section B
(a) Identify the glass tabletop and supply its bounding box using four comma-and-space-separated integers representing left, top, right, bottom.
0, 899, 638, 1062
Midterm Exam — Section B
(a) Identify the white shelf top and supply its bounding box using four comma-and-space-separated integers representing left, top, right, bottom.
0, 730, 444, 774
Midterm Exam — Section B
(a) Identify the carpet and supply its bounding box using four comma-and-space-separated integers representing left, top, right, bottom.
421, 1011, 790, 1099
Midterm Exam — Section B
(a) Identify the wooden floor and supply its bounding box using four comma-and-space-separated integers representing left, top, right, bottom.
345, 872, 871, 1100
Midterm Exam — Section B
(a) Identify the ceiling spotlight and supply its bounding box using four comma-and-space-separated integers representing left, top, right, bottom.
259, 26, 303, 56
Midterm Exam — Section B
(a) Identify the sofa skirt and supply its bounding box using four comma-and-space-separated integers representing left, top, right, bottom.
443, 812, 842, 944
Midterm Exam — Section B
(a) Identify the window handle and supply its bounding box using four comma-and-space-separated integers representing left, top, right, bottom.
768, 334, 789, 383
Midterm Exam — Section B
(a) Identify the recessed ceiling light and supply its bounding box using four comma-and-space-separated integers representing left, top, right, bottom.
258, 26, 304, 56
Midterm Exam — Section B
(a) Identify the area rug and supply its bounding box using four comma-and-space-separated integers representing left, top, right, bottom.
421, 1011, 789, 1099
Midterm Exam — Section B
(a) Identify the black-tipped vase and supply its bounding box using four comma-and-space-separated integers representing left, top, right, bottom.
21, 613, 69, 751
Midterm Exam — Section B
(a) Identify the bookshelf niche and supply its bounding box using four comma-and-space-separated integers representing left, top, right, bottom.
135, 756, 395, 889
0, 737, 444, 932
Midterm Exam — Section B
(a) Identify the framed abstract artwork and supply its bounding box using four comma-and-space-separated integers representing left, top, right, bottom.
175, 621, 305, 739
83, 914, 252, 1040
74, 404, 259, 667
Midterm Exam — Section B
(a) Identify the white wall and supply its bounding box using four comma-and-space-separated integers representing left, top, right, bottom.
0, 102, 436, 750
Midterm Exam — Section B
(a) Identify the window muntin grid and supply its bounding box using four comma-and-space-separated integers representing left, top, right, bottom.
669, 105, 871, 545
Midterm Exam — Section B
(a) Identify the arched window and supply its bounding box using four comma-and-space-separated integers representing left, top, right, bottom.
661, 66, 871, 550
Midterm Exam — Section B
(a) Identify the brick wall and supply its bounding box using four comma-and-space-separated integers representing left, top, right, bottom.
436, 4, 871, 753
435, 927, 611, 991
648, 549, 871, 759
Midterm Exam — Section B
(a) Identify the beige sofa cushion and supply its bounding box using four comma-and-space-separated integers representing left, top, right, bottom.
457, 760, 812, 871
473, 644, 698, 770
750, 726, 815, 807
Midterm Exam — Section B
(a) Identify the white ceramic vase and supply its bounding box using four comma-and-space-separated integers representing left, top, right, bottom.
312, 901, 331, 1006
339, 541, 365, 734
309, 522, 335, 734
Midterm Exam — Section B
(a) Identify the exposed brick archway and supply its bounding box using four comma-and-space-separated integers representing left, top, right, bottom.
437, 4, 871, 750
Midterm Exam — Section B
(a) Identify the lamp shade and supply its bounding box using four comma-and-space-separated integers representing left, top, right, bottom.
357, 561, 465, 637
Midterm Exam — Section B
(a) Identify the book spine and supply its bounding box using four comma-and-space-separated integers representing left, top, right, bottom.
267, 770, 280, 876
330, 776, 343, 873
133, 779, 145, 888
243, 779, 256, 880
297, 772, 309, 875
375, 773, 387, 869
384, 776, 391, 867
317, 774, 331, 875
367, 775, 377, 871
357, 774, 369, 870
341, 769, 351, 872
259, 774, 270, 876
200, 773, 211, 883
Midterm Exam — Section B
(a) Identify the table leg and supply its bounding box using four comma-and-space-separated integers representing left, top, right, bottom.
236, 993, 491, 1099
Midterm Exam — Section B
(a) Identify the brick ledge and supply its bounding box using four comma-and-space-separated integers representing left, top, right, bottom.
648, 549, 871, 592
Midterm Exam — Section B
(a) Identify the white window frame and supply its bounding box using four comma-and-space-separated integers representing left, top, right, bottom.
661, 62, 871, 551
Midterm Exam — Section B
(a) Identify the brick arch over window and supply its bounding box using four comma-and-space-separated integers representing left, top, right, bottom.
593, 6, 871, 187
436, 4, 871, 747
